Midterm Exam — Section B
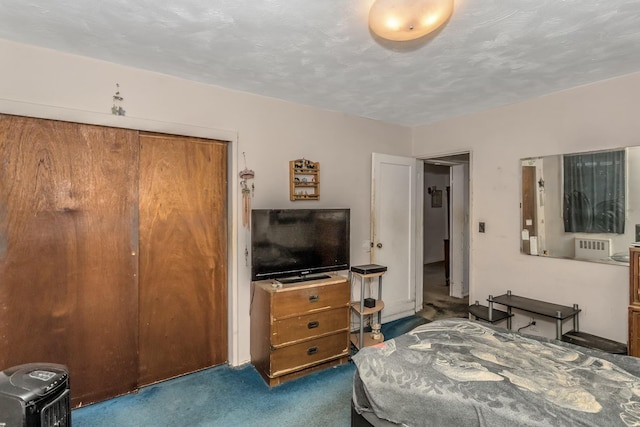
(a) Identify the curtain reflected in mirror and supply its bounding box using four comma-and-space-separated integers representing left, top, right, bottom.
563, 150, 625, 234
521, 147, 639, 266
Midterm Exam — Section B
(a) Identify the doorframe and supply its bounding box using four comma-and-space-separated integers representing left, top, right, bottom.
419, 151, 472, 302
0, 99, 241, 366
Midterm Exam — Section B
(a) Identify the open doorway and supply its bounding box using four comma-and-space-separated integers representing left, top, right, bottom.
418, 153, 470, 322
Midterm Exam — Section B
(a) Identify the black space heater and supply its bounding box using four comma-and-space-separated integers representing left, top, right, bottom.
0, 363, 70, 427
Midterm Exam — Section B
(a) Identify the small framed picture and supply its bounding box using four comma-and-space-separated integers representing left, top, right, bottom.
431, 190, 442, 208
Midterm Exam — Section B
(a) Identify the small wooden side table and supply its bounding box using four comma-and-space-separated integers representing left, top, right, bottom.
350, 264, 387, 350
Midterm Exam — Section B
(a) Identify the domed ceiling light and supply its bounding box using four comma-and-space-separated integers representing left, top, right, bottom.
369, 0, 454, 42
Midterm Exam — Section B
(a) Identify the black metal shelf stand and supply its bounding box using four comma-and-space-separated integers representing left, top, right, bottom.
488, 290, 581, 340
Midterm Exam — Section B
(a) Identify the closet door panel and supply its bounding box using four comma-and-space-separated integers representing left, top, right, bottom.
138, 133, 227, 386
0, 115, 139, 405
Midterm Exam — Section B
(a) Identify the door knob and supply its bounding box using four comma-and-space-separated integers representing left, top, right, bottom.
376, 242, 383, 248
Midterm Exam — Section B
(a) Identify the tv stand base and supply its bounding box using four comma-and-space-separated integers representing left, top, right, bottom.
277, 274, 331, 284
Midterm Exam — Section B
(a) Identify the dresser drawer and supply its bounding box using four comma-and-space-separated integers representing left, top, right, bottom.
270, 332, 349, 376
272, 282, 349, 319
271, 307, 348, 346
632, 250, 640, 305
630, 307, 640, 357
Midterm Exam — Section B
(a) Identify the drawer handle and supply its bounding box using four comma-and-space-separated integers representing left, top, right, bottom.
307, 321, 319, 329
308, 295, 319, 303
307, 346, 318, 355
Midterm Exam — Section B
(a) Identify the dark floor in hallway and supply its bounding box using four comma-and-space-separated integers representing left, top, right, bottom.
418, 261, 469, 322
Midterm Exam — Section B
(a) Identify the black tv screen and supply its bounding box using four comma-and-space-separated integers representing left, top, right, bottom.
251, 209, 350, 281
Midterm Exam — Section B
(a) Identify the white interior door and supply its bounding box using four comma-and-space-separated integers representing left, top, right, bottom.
371, 153, 423, 322
450, 163, 469, 298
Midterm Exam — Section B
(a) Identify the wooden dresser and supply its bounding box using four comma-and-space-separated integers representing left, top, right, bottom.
250, 275, 350, 386
629, 247, 640, 357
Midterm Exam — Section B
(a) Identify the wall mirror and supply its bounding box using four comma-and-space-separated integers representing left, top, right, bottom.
521, 146, 640, 266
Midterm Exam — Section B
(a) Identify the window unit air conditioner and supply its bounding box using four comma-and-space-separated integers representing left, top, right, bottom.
0, 363, 70, 427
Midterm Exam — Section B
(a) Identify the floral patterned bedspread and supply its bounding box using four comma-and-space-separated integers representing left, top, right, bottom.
352, 319, 640, 427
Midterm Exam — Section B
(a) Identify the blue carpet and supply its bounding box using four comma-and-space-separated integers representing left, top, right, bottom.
72, 315, 425, 427
73, 363, 355, 427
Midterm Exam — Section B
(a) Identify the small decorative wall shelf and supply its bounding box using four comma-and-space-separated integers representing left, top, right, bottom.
289, 159, 319, 201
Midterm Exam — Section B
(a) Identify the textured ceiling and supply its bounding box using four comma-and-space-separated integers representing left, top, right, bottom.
1, 0, 640, 126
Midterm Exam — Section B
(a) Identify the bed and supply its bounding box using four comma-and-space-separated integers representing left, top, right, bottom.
351, 318, 640, 427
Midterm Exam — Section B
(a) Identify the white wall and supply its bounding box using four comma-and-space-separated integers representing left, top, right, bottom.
0, 39, 412, 365
412, 71, 640, 343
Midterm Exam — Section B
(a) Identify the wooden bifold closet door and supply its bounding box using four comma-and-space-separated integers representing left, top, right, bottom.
137, 133, 228, 386
0, 115, 140, 404
0, 115, 228, 405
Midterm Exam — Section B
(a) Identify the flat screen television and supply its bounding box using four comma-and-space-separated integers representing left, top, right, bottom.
251, 208, 350, 282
